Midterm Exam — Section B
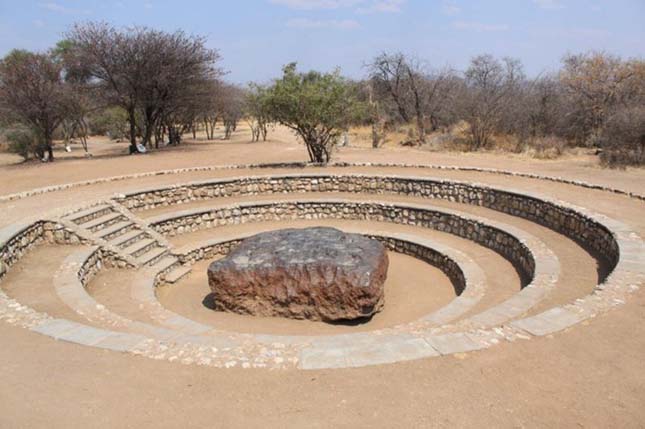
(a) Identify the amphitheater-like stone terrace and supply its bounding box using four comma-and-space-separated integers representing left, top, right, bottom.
0, 164, 643, 370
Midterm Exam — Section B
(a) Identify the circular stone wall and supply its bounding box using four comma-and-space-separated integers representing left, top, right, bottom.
0, 164, 643, 370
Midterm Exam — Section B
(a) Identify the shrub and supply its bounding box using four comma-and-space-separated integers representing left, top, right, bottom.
530, 136, 567, 159
3, 125, 40, 160
598, 106, 645, 167
88, 107, 129, 140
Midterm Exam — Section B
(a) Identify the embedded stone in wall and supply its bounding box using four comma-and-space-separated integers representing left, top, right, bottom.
207, 227, 388, 322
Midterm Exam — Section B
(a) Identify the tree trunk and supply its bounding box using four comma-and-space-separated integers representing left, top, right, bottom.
128, 106, 137, 153
80, 119, 89, 153
203, 119, 211, 140
211, 119, 216, 138
429, 115, 438, 132
304, 136, 329, 164
45, 128, 54, 162
416, 113, 426, 144
142, 125, 153, 149
261, 123, 268, 141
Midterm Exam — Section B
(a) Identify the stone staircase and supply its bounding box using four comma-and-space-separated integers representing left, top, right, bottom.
59, 202, 191, 283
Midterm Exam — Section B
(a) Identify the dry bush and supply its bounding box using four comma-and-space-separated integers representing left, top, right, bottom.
528, 136, 567, 159
488, 134, 524, 154
598, 106, 645, 167
2, 125, 39, 160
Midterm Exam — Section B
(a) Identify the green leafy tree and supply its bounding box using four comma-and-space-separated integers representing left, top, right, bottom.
265, 63, 356, 163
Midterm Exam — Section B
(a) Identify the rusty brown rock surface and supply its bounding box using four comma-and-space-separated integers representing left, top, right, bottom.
207, 227, 388, 321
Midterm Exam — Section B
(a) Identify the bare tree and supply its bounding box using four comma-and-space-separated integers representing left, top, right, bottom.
458, 54, 524, 149
559, 51, 642, 146
0, 49, 71, 161
245, 83, 272, 142
65, 22, 221, 153
161, 79, 215, 146
365, 81, 387, 148
367, 52, 455, 144
219, 84, 245, 140
136, 30, 221, 147
61, 85, 92, 153
368, 53, 411, 123
198, 79, 223, 140
524, 75, 564, 138
598, 105, 645, 166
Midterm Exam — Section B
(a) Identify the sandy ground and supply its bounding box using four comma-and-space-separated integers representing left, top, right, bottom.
145, 192, 603, 316
156, 252, 455, 335
0, 124, 644, 428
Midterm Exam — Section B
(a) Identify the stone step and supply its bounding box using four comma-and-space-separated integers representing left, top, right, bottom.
82, 212, 124, 232
110, 229, 147, 248
123, 238, 157, 257
152, 255, 179, 272
97, 221, 134, 240
165, 265, 192, 284
137, 247, 168, 267
66, 204, 113, 224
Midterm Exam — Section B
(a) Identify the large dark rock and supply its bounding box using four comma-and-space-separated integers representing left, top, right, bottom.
207, 227, 388, 322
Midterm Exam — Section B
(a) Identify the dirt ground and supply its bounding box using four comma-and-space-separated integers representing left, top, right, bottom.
0, 125, 644, 428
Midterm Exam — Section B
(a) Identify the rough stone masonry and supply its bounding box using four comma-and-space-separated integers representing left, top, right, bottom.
207, 227, 388, 322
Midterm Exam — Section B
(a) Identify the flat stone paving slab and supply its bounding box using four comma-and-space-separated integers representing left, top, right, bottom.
54, 323, 116, 346
423, 332, 486, 355
510, 307, 584, 336
345, 336, 439, 368
94, 332, 150, 352
299, 347, 349, 370
31, 318, 81, 339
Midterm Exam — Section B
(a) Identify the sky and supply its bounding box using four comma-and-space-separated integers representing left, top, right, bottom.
0, 0, 643, 84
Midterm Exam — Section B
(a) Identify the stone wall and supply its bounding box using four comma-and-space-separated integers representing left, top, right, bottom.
370, 235, 466, 295
154, 200, 534, 285
0, 221, 92, 283
4, 161, 640, 204
117, 174, 618, 270
78, 247, 132, 287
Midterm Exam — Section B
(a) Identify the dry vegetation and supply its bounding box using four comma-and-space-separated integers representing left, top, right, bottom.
0, 22, 643, 168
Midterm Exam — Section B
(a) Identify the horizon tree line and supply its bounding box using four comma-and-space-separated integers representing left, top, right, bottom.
0, 21, 643, 166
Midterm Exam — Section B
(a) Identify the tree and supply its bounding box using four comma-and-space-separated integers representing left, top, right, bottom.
367, 52, 455, 143
559, 52, 642, 146
0, 49, 71, 161
598, 105, 645, 166
2, 124, 38, 160
458, 54, 524, 149
198, 79, 223, 140
524, 75, 565, 138
51, 40, 95, 154
245, 83, 272, 142
219, 84, 245, 140
161, 79, 213, 146
264, 63, 356, 163
89, 107, 129, 140
65, 22, 221, 153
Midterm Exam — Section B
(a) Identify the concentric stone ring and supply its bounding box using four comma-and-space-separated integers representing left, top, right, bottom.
1, 165, 643, 370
